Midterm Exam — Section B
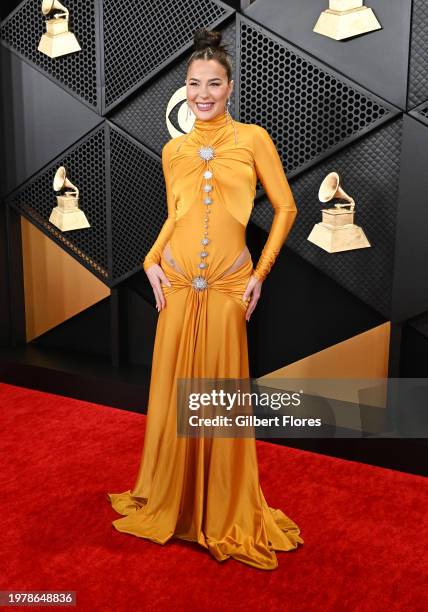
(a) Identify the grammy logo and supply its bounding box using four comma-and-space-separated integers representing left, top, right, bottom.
166, 86, 195, 138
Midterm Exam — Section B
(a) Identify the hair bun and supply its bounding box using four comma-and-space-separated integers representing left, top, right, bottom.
187, 27, 233, 81
193, 27, 223, 51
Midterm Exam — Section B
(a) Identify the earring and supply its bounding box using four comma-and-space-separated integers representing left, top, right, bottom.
225, 98, 238, 144
225, 98, 231, 124
186, 100, 191, 120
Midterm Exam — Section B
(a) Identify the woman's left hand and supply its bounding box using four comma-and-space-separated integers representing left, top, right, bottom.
243, 275, 262, 321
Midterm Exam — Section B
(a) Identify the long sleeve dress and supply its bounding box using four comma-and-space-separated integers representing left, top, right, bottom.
107, 109, 304, 570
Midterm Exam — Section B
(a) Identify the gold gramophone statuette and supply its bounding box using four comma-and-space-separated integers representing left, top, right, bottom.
313, 1, 381, 41
49, 166, 90, 231
38, 0, 81, 58
307, 171, 371, 253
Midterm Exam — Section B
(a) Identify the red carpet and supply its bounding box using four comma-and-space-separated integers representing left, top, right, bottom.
1, 381, 427, 611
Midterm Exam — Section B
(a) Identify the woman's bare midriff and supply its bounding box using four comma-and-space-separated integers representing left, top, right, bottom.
162, 242, 251, 278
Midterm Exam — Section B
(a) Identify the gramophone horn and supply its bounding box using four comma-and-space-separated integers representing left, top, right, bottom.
53, 166, 79, 197
319, 171, 354, 206
53, 166, 66, 191
42, 0, 69, 17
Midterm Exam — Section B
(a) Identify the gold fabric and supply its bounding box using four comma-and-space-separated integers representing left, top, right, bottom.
107, 111, 303, 570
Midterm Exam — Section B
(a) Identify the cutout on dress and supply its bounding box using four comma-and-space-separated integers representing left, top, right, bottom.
162, 242, 185, 275
218, 245, 251, 279
162, 243, 252, 279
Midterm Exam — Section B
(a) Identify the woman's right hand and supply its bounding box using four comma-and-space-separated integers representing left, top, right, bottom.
145, 263, 172, 311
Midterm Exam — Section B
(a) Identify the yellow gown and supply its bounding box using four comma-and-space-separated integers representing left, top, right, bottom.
107, 109, 304, 570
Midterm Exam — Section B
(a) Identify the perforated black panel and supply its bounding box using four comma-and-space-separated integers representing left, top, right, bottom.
0, 0, 99, 109
408, 0, 428, 110
109, 125, 166, 281
237, 15, 397, 177
6, 125, 108, 281
110, 21, 236, 155
102, 0, 234, 112
251, 117, 403, 318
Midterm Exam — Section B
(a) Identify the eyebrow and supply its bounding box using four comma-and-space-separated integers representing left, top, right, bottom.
188, 77, 223, 82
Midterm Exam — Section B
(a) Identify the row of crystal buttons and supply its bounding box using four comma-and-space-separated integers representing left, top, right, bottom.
192, 150, 215, 291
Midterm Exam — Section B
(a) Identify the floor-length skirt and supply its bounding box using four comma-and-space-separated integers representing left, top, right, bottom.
107, 201, 304, 570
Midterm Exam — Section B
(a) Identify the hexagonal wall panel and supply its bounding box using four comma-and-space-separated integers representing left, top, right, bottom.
237, 15, 399, 178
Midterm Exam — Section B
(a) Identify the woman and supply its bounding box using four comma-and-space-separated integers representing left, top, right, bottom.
107, 27, 303, 570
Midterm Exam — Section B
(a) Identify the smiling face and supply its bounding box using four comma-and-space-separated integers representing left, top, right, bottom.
186, 58, 234, 121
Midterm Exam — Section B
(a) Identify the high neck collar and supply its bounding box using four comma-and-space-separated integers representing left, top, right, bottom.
193, 109, 228, 132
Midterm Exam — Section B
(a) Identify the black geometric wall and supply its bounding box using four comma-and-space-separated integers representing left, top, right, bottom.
0, 0, 100, 109
5, 122, 167, 286
391, 114, 428, 323
236, 15, 398, 176
0, 47, 102, 197
6, 125, 109, 281
109, 126, 169, 281
0, 0, 234, 113
1, 1, 235, 285
2, 0, 428, 364
252, 117, 403, 318
244, 0, 412, 110
102, 0, 234, 112
407, 0, 428, 109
